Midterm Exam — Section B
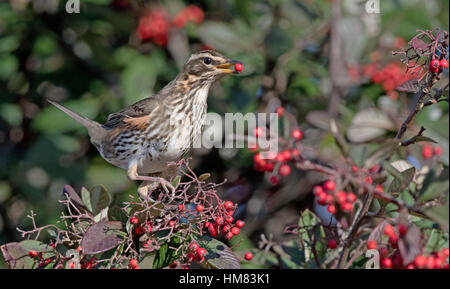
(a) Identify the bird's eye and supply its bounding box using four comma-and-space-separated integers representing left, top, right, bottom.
203, 57, 212, 65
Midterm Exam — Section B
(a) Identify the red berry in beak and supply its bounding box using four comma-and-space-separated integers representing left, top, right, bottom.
234, 63, 243, 72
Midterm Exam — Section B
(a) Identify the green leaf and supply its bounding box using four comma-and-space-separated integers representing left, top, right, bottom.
273, 239, 304, 269
387, 160, 416, 193
193, 235, 241, 269
153, 236, 182, 269
120, 53, 163, 106
418, 168, 449, 202
81, 187, 93, 213
0, 103, 22, 126
425, 205, 449, 232
89, 185, 112, 216
235, 249, 278, 268
198, 173, 211, 182
0, 54, 18, 80
19, 240, 53, 253
0, 242, 37, 269
297, 209, 326, 262
171, 176, 181, 188
347, 108, 395, 143
406, 135, 438, 144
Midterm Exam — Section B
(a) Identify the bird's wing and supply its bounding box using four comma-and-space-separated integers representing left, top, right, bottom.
102, 96, 161, 129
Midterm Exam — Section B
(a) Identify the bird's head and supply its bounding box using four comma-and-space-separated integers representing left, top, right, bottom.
181, 50, 242, 83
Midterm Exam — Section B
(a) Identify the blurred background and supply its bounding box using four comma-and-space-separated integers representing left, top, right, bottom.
0, 0, 448, 268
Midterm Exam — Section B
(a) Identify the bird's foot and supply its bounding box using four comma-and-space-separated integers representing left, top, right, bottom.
138, 176, 176, 197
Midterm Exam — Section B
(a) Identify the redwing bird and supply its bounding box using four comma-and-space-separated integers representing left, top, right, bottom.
48, 50, 241, 196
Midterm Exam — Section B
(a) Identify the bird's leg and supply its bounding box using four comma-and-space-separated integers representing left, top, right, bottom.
127, 161, 175, 198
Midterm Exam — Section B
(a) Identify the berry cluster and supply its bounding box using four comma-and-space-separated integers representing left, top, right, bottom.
313, 181, 356, 215
252, 125, 302, 185
368, 61, 413, 100
136, 5, 204, 45
173, 5, 205, 28
365, 224, 450, 269
429, 58, 449, 74
136, 10, 171, 46
201, 201, 245, 240
422, 144, 443, 159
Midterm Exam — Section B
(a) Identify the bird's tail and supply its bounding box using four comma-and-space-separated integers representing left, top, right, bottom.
47, 99, 106, 140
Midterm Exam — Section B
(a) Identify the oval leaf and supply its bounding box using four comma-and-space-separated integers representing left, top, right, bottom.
81, 221, 124, 255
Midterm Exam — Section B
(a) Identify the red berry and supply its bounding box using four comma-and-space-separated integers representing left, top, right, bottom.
327, 204, 337, 214
186, 253, 195, 262
224, 232, 233, 239
341, 202, 353, 212
336, 191, 347, 204
234, 63, 243, 72
291, 129, 303, 140
434, 258, 444, 269
364, 176, 373, 184
132, 265, 140, 269
169, 220, 175, 227
422, 145, 433, 159
323, 180, 335, 191
269, 175, 279, 185
378, 247, 389, 257
209, 228, 218, 237
244, 252, 253, 261
327, 239, 337, 249
254, 127, 263, 137
317, 192, 328, 206
291, 148, 300, 158
224, 201, 234, 210
352, 165, 358, 172
426, 256, 436, 269
189, 243, 199, 252
439, 59, 449, 69
430, 59, 440, 73
276, 107, 285, 117
231, 227, 240, 235
442, 248, 449, 257
367, 240, 377, 250
130, 217, 138, 224
414, 255, 427, 268
178, 204, 185, 211
225, 215, 234, 223
281, 150, 292, 161
434, 146, 443, 156
313, 185, 324, 196
384, 224, 395, 237
28, 250, 38, 258
196, 204, 204, 212
325, 194, 334, 204
134, 226, 144, 235
235, 220, 245, 228
381, 258, 392, 268
265, 162, 274, 172
169, 261, 178, 269
215, 217, 224, 225
129, 259, 138, 268
398, 224, 408, 236
347, 193, 356, 203
279, 164, 291, 176
144, 222, 152, 232
222, 225, 231, 233
275, 153, 285, 163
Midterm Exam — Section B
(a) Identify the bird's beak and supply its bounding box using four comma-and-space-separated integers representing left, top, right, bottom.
215, 60, 242, 74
